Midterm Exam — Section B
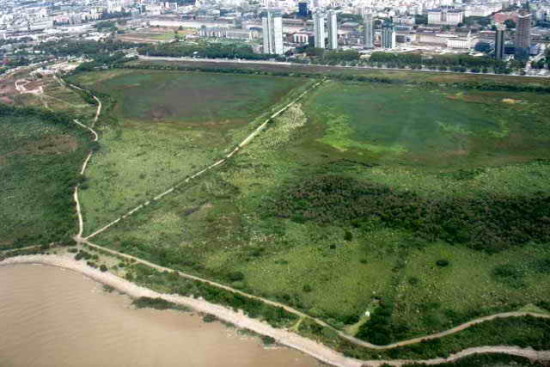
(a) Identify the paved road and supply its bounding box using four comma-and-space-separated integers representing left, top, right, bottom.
139, 55, 550, 79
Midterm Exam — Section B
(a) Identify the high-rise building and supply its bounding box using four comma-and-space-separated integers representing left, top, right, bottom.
515, 12, 532, 50
381, 22, 395, 49
262, 11, 284, 55
427, 7, 464, 25
313, 10, 325, 48
364, 12, 374, 48
327, 10, 338, 50
494, 24, 505, 60
298, 1, 308, 18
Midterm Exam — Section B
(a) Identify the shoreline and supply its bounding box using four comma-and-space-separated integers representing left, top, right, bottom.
0, 254, 364, 367
2, 254, 550, 367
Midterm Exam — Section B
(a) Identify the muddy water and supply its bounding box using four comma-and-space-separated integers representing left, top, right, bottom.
0, 265, 319, 367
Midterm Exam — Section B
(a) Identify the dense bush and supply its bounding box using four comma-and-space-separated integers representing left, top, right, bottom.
133, 265, 298, 328
356, 300, 400, 345
133, 297, 176, 310
403, 353, 548, 366
138, 42, 276, 60
337, 316, 550, 358
36, 40, 139, 58
368, 52, 509, 73
0, 104, 91, 248
269, 175, 550, 252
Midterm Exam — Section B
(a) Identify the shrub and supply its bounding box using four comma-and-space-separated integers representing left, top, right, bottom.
344, 231, 353, 241
227, 271, 245, 282
491, 264, 525, 288
261, 336, 276, 345
202, 314, 217, 323
436, 259, 450, 267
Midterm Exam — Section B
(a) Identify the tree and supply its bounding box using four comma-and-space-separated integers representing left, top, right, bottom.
344, 231, 353, 241
474, 41, 492, 53
504, 19, 516, 29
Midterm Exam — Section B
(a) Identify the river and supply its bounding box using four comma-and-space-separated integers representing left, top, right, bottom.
0, 264, 319, 367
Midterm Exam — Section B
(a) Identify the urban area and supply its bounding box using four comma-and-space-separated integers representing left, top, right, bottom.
0, 0, 549, 75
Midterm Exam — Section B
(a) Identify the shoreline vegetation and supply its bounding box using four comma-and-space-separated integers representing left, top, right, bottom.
2, 254, 550, 367
2, 63, 549, 367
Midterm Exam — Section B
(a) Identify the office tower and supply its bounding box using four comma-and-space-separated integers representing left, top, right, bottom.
515, 12, 531, 49
381, 22, 395, 49
327, 10, 338, 49
364, 12, 374, 48
313, 10, 325, 48
262, 11, 284, 55
298, 1, 308, 17
495, 24, 505, 60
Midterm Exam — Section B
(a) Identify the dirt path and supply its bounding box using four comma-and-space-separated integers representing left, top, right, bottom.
2, 254, 550, 367
82, 238, 550, 351
67, 80, 101, 239
83, 79, 324, 240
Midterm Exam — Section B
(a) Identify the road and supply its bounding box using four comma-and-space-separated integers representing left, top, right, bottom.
138, 55, 550, 79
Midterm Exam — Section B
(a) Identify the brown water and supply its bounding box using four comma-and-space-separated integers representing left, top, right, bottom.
0, 264, 319, 367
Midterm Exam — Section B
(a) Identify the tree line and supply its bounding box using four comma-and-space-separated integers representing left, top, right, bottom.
137, 42, 279, 61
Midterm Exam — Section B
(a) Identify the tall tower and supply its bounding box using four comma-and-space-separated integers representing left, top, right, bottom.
494, 24, 505, 60
381, 22, 395, 49
298, 1, 308, 17
313, 10, 325, 48
262, 11, 284, 55
364, 12, 374, 48
515, 12, 531, 50
327, 10, 338, 50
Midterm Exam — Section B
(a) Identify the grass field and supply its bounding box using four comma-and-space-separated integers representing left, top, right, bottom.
305, 82, 549, 167
71, 69, 305, 233
0, 106, 90, 249
88, 72, 550, 348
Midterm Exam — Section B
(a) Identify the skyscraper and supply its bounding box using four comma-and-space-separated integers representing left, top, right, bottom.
515, 12, 532, 50
298, 1, 308, 18
364, 12, 374, 48
313, 10, 325, 48
494, 24, 505, 60
327, 10, 338, 50
262, 11, 284, 55
381, 22, 395, 49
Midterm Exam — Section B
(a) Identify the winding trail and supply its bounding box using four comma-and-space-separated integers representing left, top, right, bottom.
82, 238, 550, 351
59, 76, 550, 366
66, 80, 101, 239
2, 254, 550, 367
